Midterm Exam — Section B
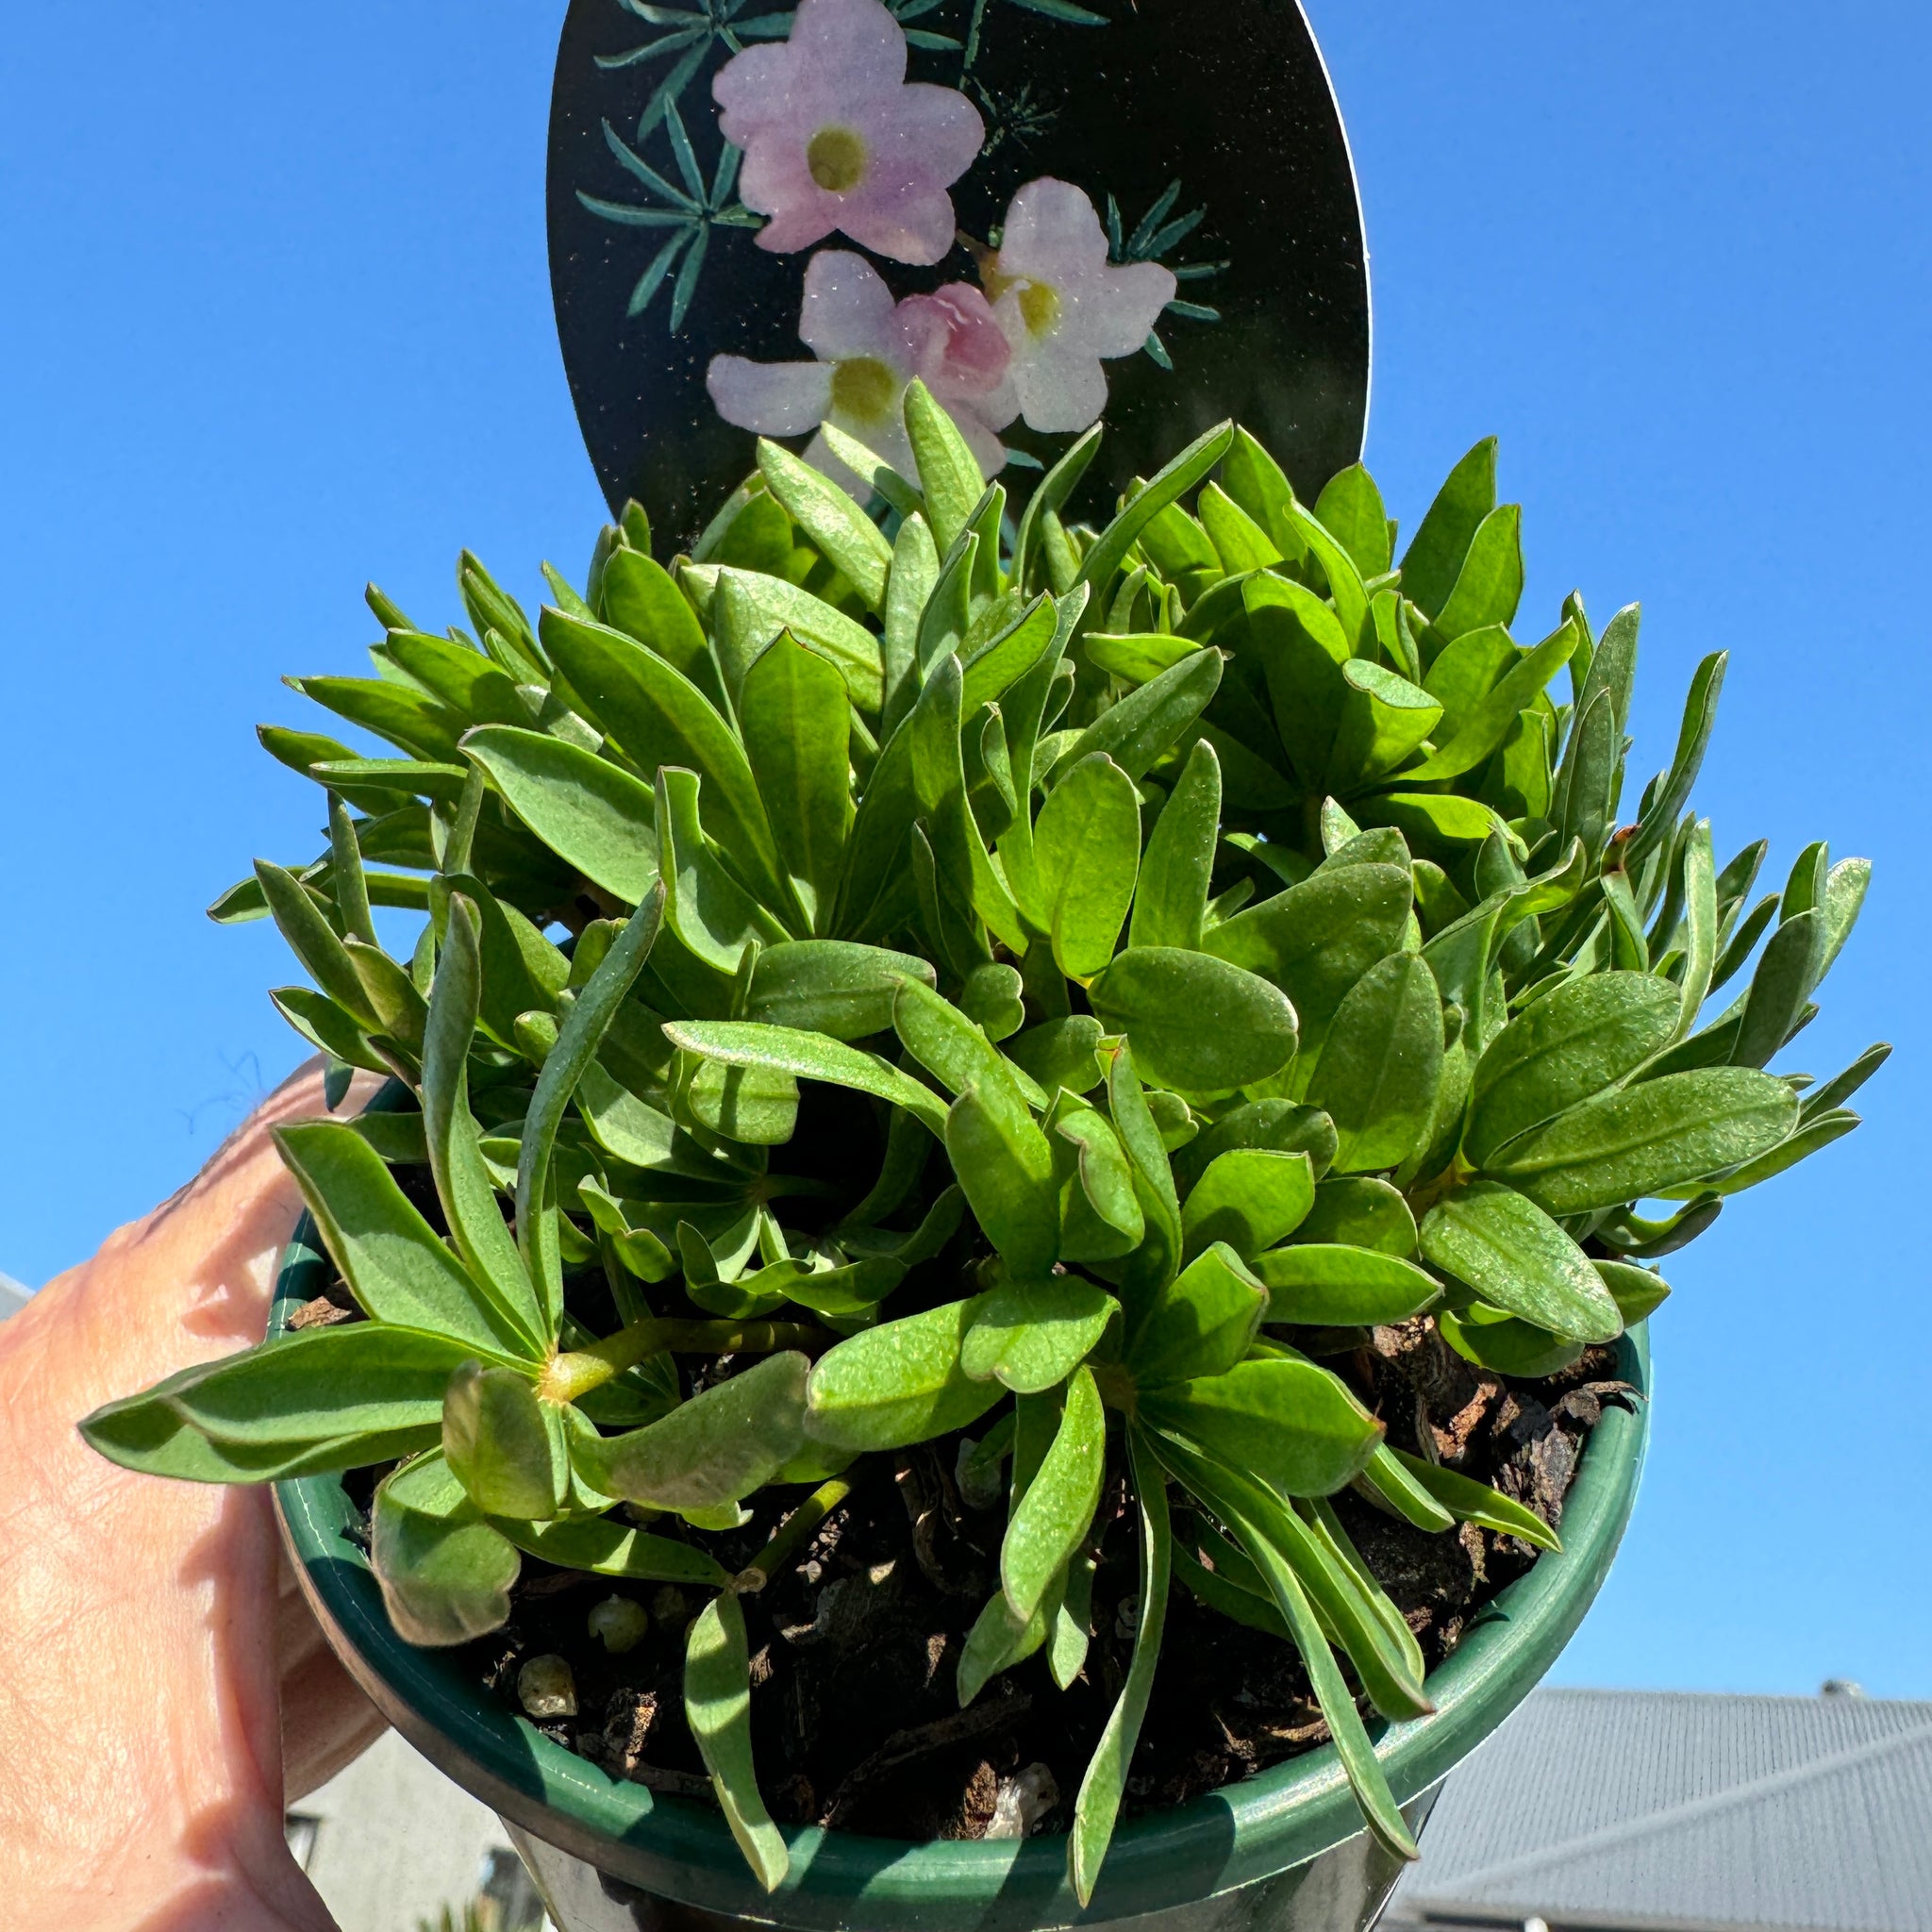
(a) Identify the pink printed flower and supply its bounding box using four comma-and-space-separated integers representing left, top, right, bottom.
708, 251, 1016, 494
713, 0, 984, 267
984, 178, 1178, 433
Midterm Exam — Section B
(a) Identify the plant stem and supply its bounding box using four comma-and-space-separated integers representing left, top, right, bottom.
541, 1317, 828, 1403
733, 1476, 852, 1593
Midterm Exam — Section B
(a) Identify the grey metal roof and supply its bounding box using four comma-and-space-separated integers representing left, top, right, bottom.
1385, 1687, 1932, 1932
0, 1274, 31, 1320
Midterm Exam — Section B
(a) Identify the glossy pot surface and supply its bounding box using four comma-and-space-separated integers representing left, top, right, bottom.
271, 1219, 1651, 1932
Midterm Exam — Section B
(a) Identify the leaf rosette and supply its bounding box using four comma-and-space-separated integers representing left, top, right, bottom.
85, 394, 1881, 1900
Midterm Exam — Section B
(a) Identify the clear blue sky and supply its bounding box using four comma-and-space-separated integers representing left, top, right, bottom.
0, 5, 1924, 1698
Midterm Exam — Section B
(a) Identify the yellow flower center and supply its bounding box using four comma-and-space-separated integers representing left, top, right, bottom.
1017, 280, 1061, 339
830, 357, 897, 422
807, 125, 868, 194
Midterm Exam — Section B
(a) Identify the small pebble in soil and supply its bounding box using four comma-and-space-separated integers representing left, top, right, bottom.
517, 1655, 578, 1720
587, 1595, 651, 1655
986, 1763, 1059, 1840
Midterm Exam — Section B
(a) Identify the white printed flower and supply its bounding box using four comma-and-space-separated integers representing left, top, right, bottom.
707, 251, 1016, 493
712, 0, 984, 267
984, 177, 1177, 433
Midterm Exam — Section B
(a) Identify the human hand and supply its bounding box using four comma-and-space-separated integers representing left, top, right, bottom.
0, 1063, 389, 1931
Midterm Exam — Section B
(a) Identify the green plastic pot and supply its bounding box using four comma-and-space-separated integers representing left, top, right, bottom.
272, 1215, 1650, 1932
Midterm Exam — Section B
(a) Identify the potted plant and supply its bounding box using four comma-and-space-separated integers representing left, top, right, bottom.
82, 396, 1879, 1932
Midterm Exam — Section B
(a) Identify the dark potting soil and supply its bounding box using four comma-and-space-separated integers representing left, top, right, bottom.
307, 1150, 1633, 1841
429, 1322, 1633, 1845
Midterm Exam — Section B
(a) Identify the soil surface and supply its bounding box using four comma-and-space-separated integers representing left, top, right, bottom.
419, 1321, 1633, 1843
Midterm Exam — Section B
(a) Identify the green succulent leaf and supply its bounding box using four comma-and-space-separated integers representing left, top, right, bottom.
1174, 1100, 1336, 1189
1314, 463, 1393, 577
1054, 1104, 1144, 1260
1306, 954, 1443, 1174
806, 1295, 1004, 1451
272, 1122, 533, 1360
496, 1513, 729, 1585
1402, 617, 1574, 783
1252, 1244, 1442, 1326
1126, 1242, 1268, 1388
1384, 1447, 1560, 1551
1069, 1429, 1174, 1907
1399, 437, 1495, 617
540, 606, 788, 905
1085, 631, 1203, 683
685, 1056, 800, 1144
663, 1021, 950, 1137
1357, 1445, 1457, 1533
961, 593, 1061, 713
599, 545, 720, 694
758, 438, 892, 611
708, 567, 884, 715
1332, 658, 1442, 786
421, 900, 547, 1349
1139, 1356, 1382, 1499
686, 1591, 790, 1891
1595, 1258, 1671, 1324
1655, 1107, 1860, 1199
1731, 907, 1825, 1070
1204, 863, 1411, 1061
962, 1277, 1118, 1394
1008, 1015, 1106, 1098
957, 1578, 1054, 1711
1033, 752, 1141, 978
1181, 1149, 1315, 1260
1168, 1442, 1429, 1721
739, 636, 855, 929
657, 766, 790, 973
904, 378, 986, 553
1088, 947, 1299, 1092
1439, 1305, 1583, 1379
1466, 970, 1681, 1170
1130, 737, 1221, 952
1078, 420, 1235, 593
1420, 1180, 1623, 1342
370, 1451, 522, 1648
1281, 504, 1369, 645
946, 1081, 1060, 1280
1489, 1067, 1800, 1213
1048, 647, 1224, 787
254, 859, 378, 1028
891, 974, 1040, 1107
519, 890, 665, 1329
181, 1322, 484, 1442
1291, 1175, 1417, 1257
459, 726, 660, 906
578, 1353, 809, 1509
442, 1362, 568, 1519
1001, 1367, 1107, 1620
77, 1324, 468, 1482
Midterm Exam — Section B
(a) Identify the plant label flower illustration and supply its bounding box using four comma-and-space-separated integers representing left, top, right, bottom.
713, 0, 984, 265
980, 176, 1177, 434
551, 0, 1369, 541
708, 249, 1015, 487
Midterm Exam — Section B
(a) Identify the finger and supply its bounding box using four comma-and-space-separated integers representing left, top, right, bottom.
281, 1641, 389, 1804
31, 1058, 385, 1390
275, 1542, 390, 1802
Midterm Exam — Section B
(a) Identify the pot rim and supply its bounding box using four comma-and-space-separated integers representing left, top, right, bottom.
272, 1215, 1650, 1924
